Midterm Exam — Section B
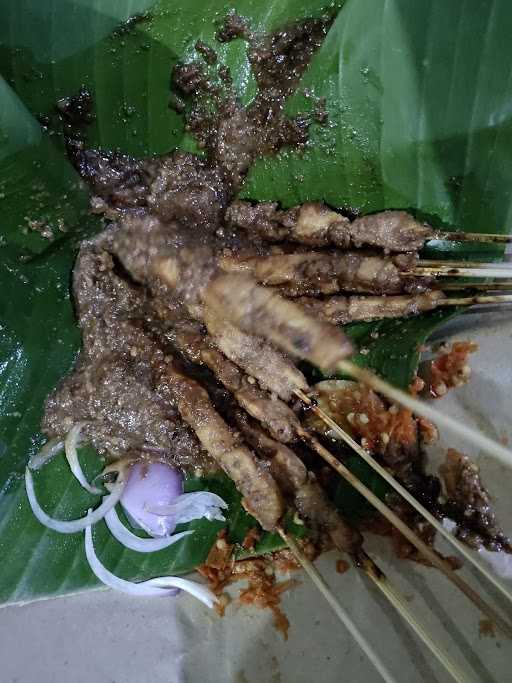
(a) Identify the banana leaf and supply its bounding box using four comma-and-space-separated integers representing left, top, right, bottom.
1, 0, 511, 605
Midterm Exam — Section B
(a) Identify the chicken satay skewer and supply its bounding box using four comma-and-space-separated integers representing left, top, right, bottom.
243, 433, 468, 681
220, 251, 420, 296
155, 268, 512, 632
168, 336, 483, 679
221, 251, 512, 297
296, 291, 512, 325
227, 201, 512, 252
199, 274, 512, 610
154, 258, 512, 543
296, 426, 512, 638
195, 280, 506, 628
297, 390, 512, 606
277, 527, 397, 683
155, 361, 285, 530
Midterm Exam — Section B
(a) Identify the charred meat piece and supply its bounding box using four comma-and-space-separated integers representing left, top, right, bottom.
235, 411, 307, 494
226, 200, 350, 246
226, 200, 293, 241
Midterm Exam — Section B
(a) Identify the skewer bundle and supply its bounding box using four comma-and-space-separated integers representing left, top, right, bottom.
194, 205, 512, 681
29, 197, 512, 683
224, 201, 512, 324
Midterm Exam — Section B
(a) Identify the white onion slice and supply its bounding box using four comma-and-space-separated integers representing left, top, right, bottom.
85, 524, 216, 607
28, 438, 64, 470
144, 576, 216, 607
25, 468, 124, 534
64, 423, 102, 495
148, 491, 227, 525
104, 506, 193, 553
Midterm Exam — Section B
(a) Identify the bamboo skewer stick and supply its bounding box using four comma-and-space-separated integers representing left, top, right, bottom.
295, 391, 512, 607
439, 294, 512, 306
359, 552, 469, 683
441, 281, 512, 291
295, 425, 512, 638
410, 266, 512, 279
419, 259, 512, 269
434, 231, 512, 244
277, 527, 397, 683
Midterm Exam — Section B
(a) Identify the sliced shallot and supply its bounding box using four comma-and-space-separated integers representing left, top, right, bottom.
148, 491, 228, 525
104, 505, 193, 553
84, 523, 216, 607
28, 438, 64, 470
25, 467, 124, 534
120, 461, 184, 537
64, 423, 102, 495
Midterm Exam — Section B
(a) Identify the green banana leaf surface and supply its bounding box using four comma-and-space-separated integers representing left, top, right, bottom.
1, 0, 511, 605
